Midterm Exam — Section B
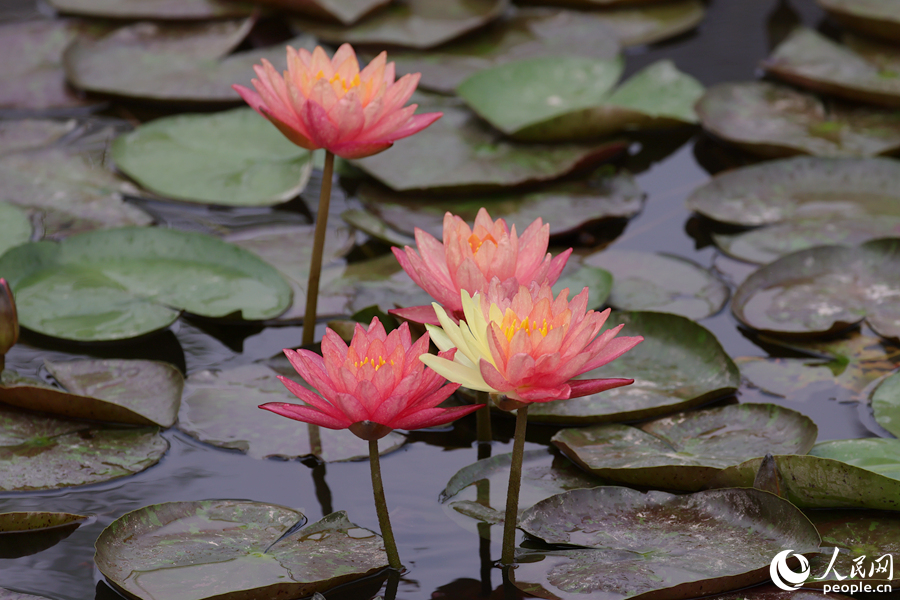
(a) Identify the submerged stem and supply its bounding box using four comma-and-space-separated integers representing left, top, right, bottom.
302, 150, 335, 347
501, 404, 528, 565
369, 438, 402, 570
475, 390, 492, 454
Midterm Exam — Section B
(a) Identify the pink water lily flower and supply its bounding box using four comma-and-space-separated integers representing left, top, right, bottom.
262, 317, 482, 440
234, 43, 441, 159
421, 282, 643, 407
392, 208, 572, 325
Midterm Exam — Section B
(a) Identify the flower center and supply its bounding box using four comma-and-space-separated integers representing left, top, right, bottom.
316, 70, 362, 94
502, 316, 552, 341
468, 232, 498, 254
355, 355, 389, 371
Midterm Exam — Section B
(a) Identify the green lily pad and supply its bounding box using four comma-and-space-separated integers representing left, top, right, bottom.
258, 0, 390, 25
582, 249, 728, 319
696, 81, 900, 158
686, 156, 900, 227
595, 0, 705, 46
731, 239, 900, 340
0, 511, 88, 559
291, 0, 509, 50
0, 404, 167, 491
0, 202, 31, 258
111, 108, 313, 206
765, 28, 900, 109
0, 359, 182, 427
458, 57, 702, 141
439, 448, 606, 535
178, 364, 405, 461
552, 403, 817, 492
817, 0, 900, 44
810, 438, 900, 480
0, 119, 76, 155
95, 503, 387, 600
353, 168, 643, 242
872, 370, 900, 438
708, 452, 900, 510
514, 487, 821, 600
0, 227, 293, 341
527, 311, 740, 425
0, 589, 58, 600
47, 0, 254, 19
804, 510, 900, 587
352, 103, 627, 193
553, 255, 613, 308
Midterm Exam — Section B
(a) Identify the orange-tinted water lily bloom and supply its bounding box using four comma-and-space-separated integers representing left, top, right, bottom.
261, 317, 481, 440
233, 43, 441, 159
421, 282, 642, 406
392, 209, 572, 325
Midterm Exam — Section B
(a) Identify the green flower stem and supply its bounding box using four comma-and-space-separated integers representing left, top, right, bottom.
302, 150, 335, 347
501, 404, 529, 565
369, 438, 402, 570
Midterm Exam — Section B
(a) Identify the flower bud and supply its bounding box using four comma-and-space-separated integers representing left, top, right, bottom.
0, 278, 18, 356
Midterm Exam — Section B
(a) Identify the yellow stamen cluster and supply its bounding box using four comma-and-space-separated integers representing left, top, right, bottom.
502, 314, 552, 341
315, 70, 362, 94
468, 232, 497, 254
356, 355, 387, 371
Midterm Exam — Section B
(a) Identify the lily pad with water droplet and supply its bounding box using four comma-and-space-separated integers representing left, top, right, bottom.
732, 239, 900, 340
178, 364, 405, 461
527, 311, 740, 425
696, 81, 900, 158
291, 0, 510, 50
0, 202, 31, 258
95, 503, 387, 600
112, 108, 313, 206
804, 510, 900, 587
583, 249, 728, 319
48, 0, 254, 19
872, 370, 900, 438
352, 103, 627, 193
765, 28, 900, 109
0, 359, 182, 427
0, 511, 89, 559
514, 487, 821, 600
0, 227, 293, 341
552, 403, 817, 492
817, 0, 900, 44
0, 404, 167, 491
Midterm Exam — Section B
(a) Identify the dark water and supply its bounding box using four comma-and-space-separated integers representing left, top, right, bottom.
1, 0, 885, 598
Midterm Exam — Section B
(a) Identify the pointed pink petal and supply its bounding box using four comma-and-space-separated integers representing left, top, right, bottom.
568, 377, 634, 398
259, 402, 351, 429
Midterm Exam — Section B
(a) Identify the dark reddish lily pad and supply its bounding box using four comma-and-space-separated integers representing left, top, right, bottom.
0, 511, 89, 559
817, 0, 900, 44
47, 0, 255, 19
696, 81, 900, 158
731, 239, 900, 340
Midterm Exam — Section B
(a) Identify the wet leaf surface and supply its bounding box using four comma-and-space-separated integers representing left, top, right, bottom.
0, 511, 88, 559
0, 119, 75, 154
696, 81, 900, 157
0, 404, 167, 491
817, 0, 900, 43
321, 252, 437, 316
0, 227, 293, 341
0, 589, 58, 600
0, 359, 182, 427
528, 311, 740, 424
47, 0, 255, 19
805, 510, 900, 586
291, 0, 509, 49
515, 487, 821, 600
178, 364, 405, 461
0, 202, 32, 258
872, 370, 900, 438
582, 249, 728, 319
259, 0, 390, 25
111, 108, 313, 206
810, 438, 900, 480
552, 403, 817, 491
731, 239, 900, 340
709, 587, 853, 600
95, 503, 387, 600
351, 103, 627, 193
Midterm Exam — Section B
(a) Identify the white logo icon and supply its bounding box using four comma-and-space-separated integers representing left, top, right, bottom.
771, 549, 811, 591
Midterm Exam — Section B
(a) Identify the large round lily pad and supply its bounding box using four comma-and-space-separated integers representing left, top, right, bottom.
0, 404, 167, 491
48, 0, 255, 19
291, 0, 509, 49
111, 108, 313, 206
514, 487, 821, 600
0, 511, 88, 559
810, 438, 900, 480
765, 28, 900, 109
872, 370, 900, 438
95, 503, 387, 600
552, 403, 817, 492
527, 311, 740, 424
0, 227, 293, 341
696, 81, 900, 158
0, 202, 31, 258
0, 359, 182, 427
817, 0, 900, 43
178, 364, 406, 461
583, 249, 728, 319
351, 102, 627, 193
731, 239, 900, 340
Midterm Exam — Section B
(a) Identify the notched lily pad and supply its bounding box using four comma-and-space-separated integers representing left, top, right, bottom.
696, 81, 900, 158
583, 249, 728, 319
514, 487, 821, 600
178, 364, 405, 461
0, 360, 182, 427
731, 239, 900, 340
0, 511, 89, 559
817, 0, 900, 44
0, 227, 293, 341
0, 404, 167, 491
47, 0, 255, 19
112, 108, 313, 206
872, 370, 900, 438
552, 403, 817, 492
528, 311, 740, 424
95, 502, 387, 600
352, 103, 627, 193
